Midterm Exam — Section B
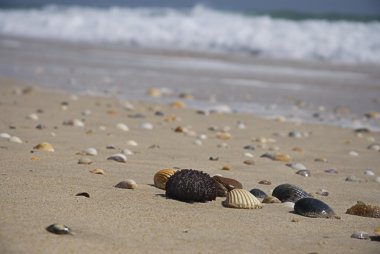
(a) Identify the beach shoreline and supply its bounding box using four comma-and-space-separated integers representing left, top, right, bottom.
0, 77, 379, 254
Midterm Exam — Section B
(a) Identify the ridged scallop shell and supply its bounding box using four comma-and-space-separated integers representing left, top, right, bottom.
272, 184, 310, 203
33, 142, 55, 152
222, 189, 263, 209
165, 169, 217, 202
213, 176, 243, 197
294, 198, 337, 218
346, 201, 380, 218
154, 169, 176, 190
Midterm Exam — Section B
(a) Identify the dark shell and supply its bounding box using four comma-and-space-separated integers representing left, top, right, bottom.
212, 175, 243, 197
165, 169, 217, 202
46, 224, 72, 235
250, 188, 268, 199
346, 201, 380, 218
272, 184, 310, 203
294, 198, 336, 218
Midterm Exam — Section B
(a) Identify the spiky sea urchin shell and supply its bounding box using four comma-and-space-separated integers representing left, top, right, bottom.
165, 169, 217, 202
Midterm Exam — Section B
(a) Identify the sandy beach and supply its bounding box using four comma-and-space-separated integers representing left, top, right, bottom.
0, 76, 379, 254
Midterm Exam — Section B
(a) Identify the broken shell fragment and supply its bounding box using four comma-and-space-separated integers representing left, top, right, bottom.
46, 224, 72, 235
33, 142, 55, 152
212, 175, 243, 197
154, 169, 176, 190
115, 179, 137, 189
107, 153, 127, 163
346, 201, 380, 218
75, 192, 90, 198
294, 198, 337, 218
89, 168, 104, 175
222, 189, 263, 209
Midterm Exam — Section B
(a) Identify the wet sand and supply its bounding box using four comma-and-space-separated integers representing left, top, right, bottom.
0, 77, 379, 254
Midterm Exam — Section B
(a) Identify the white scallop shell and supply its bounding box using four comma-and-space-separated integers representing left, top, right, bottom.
116, 123, 129, 131
107, 153, 127, 163
222, 189, 263, 209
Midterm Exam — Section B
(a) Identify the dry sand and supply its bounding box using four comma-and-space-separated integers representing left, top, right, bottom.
0, 77, 379, 254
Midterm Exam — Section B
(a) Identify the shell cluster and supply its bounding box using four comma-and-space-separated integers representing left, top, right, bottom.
222, 189, 263, 209
165, 169, 217, 202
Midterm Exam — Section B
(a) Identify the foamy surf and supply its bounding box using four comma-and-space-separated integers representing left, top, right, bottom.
0, 5, 380, 64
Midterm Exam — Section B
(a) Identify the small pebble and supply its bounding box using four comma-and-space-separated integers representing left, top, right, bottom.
78, 157, 92, 165
35, 124, 46, 130
83, 147, 97, 156
288, 131, 303, 138
244, 152, 254, 158
122, 148, 133, 155
0, 133, 11, 139
296, 170, 311, 177
170, 101, 186, 109
222, 166, 232, 171
26, 113, 39, 121
367, 144, 380, 151
314, 158, 328, 162
209, 156, 219, 161
243, 160, 255, 165
89, 168, 104, 175
199, 134, 208, 140
291, 218, 300, 222
364, 169, 375, 176
376, 176, 380, 184
350, 231, 369, 240
46, 224, 72, 235
286, 162, 307, 170
127, 140, 138, 146
107, 153, 127, 163
141, 122, 153, 130
243, 145, 255, 151
63, 119, 84, 127
258, 180, 271, 185
345, 175, 361, 182
115, 179, 137, 189
33, 142, 55, 152
216, 132, 232, 140
316, 189, 329, 196
217, 143, 229, 148
193, 139, 202, 146
31, 156, 40, 161
325, 168, 338, 174
116, 123, 129, 131
349, 151, 359, 157
9, 136, 22, 143
236, 121, 246, 129
292, 146, 304, 152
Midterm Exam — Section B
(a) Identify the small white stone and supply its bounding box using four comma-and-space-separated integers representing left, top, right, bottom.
244, 152, 254, 158
123, 102, 135, 110
364, 169, 375, 176
127, 140, 138, 146
237, 121, 246, 129
193, 139, 202, 146
198, 134, 207, 140
84, 148, 98, 156
26, 113, 39, 121
99, 125, 106, 131
70, 95, 78, 101
51, 132, 56, 137
61, 105, 68, 111
349, 151, 359, 156
116, 123, 129, 131
82, 110, 92, 116
0, 133, 11, 139
73, 119, 84, 127
141, 122, 153, 130
9, 136, 22, 143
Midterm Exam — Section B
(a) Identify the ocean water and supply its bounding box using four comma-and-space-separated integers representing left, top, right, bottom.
0, 5, 380, 64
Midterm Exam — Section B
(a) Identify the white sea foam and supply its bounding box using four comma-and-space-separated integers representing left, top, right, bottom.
0, 5, 379, 63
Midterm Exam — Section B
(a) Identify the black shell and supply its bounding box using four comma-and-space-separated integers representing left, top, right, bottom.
249, 188, 268, 199
165, 169, 217, 202
294, 198, 336, 218
272, 183, 310, 202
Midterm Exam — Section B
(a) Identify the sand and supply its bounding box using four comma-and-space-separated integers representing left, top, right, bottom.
0, 77, 379, 254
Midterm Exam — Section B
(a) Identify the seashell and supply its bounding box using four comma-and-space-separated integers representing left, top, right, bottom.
0, 132, 11, 139
179, 92, 193, 99
364, 169, 375, 176
244, 152, 254, 158
283, 202, 295, 209
262, 196, 281, 204
31, 156, 40, 161
193, 139, 202, 146
222, 165, 232, 171
351, 231, 369, 240
349, 151, 359, 156
46, 224, 72, 235
365, 111, 380, 119
222, 189, 263, 209
63, 119, 84, 127
107, 153, 127, 163
260, 153, 291, 162
288, 131, 303, 138
9, 136, 22, 143
75, 192, 90, 198
212, 175, 243, 197
35, 124, 46, 130
345, 175, 362, 182
315, 189, 329, 196
292, 146, 304, 152
367, 144, 380, 151
141, 122, 153, 130
243, 145, 255, 151
89, 168, 104, 175
237, 121, 246, 129
376, 176, 380, 184
116, 123, 129, 131
147, 87, 162, 97
198, 134, 208, 140
314, 157, 328, 162
170, 101, 186, 109
78, 157, 92, 165
243, 160, 255, 165
122, 148, 133, 155
209, 156, 219, 161
286, 163, 307, 171
346, 201, 380, 218
216, 132, 231, 140
165, 169, 217, 202
258, 180, 271, 185
296, 170, 311, 177
83, 147, 97, 156
375, 227, 380, 236
325, 168, 338, 174
33, 142, 54, 152
115, 179, 137, 189
272, 184, 310, 203
26, 113, 39, 121
249, 189, 267, 199
217, 143, 229, 148
294, 198, 337, 218
127, 140, 138, 146
154, 169, 176, 190
81, 109, 92, 116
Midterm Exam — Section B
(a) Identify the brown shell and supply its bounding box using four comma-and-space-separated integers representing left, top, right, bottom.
212, 176, 243, 197
154, 169, 176, 190
222, 189, 263, 209
33, 142, 55, 152
346, 201, 380, 218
